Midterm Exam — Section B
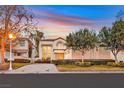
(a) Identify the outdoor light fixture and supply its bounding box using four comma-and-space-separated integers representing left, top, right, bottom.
8, 33, 14, 71
9, 33, 14, 39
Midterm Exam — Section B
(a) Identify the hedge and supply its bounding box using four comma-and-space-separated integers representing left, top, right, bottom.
35, 59, 51, 63
6, 59, 30, 63
52, 59, 115, 65
75, 62, 92, 67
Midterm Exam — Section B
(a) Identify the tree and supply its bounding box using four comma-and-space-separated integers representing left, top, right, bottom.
0, 5, 34, 64
116, 10, 124, 20
99, 19, 124, 62
34, 30, 43, 57
66, 28, 98, 62
29, 30, 43, 58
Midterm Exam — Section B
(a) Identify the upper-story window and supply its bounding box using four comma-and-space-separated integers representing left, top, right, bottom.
20, 40, 25, 47
56, 41, 65, 48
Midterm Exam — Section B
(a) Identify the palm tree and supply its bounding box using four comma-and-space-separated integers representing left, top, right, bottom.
30, 30, 43, 58
34, 30, 43, 57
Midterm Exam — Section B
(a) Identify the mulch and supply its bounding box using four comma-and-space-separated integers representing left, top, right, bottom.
0, 63, 9, 70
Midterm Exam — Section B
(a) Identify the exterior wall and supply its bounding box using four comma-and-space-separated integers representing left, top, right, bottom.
53, 39, 66, 49
14, 40, 29, 50
13, 40, 29, 59
0, 39, 29, 63
39, 38, 119, 61
52, 39, 66, 60
14, 52, 28, 59
39, 38, 70, 60
117, 50, 124, 61
115, 50, 124, 61
72, 47, 112, 60
64, 49, 72, 59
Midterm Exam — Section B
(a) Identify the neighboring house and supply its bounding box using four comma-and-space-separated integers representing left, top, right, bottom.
12, 38, 31, 59
0, 37, 33, 63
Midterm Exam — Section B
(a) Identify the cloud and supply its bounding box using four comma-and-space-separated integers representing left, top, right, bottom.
27, 8, 113, 37
31, 9, 102, 26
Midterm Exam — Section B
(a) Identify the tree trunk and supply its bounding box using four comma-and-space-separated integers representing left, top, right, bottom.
111, 50, 119, 63
1, 39, 5, 64
81, 50, 85, 62
82, 55, 84, 62
114, 54, 118, 63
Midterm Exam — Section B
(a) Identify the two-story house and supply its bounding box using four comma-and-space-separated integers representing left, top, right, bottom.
39, 37, 124, 61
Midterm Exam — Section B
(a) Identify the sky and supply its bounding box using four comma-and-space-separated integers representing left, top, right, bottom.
25, 5, 124, 38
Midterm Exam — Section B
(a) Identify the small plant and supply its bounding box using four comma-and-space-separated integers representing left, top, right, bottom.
10, 59, 30, 63
107, 62, 124, 67
75, 62, 92, 67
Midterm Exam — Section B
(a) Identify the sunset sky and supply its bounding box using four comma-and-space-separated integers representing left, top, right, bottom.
25, 5, 124, 38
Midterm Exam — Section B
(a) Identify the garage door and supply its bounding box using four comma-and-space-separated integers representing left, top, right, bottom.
55, 53, 64, 60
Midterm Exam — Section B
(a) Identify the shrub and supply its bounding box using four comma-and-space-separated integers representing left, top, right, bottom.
85, 59, 115, 65
107, 62, 124, 67
75, 62, 92, 67
35, 59, 51, 63
35, 59, 42, 63
14, 59, 30, 63
51, 59, 79, 65
6, 59, 30, 63
52, 59, 115, 65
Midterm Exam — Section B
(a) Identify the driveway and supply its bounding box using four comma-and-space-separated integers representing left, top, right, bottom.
3, 64, 58, 74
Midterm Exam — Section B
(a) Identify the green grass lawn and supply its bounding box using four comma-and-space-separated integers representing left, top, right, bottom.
7, 63, 31, 69
57, 64, 124, 71
11, 63, 31, 69
0, 62, 31, 70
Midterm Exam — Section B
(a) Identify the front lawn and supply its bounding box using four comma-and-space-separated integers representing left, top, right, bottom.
57, 64, 124, 71
0, 63, 31, 70
12, 63, 31, 69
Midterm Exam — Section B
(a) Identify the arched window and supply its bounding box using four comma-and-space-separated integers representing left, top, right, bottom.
56, 41, 64, 48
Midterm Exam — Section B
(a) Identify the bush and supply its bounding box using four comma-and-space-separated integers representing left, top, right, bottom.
35, 59, 51, 63
75, 62, 92, 67
6, 59, 30, 63
51, 59, 79, 65
52, 59, 115, 65
107, 62, 124, 67
85, 59, 115, 65
14, 59, 30, 63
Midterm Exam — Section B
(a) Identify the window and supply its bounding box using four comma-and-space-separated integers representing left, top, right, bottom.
17, 53, 21, 56
56, 42, 64, 48
20, 40, 25, 47
42, 46, 52, 60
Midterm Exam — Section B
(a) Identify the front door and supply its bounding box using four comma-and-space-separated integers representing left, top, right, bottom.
55, 53, 64, 60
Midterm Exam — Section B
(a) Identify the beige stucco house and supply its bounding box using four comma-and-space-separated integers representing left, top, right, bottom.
0, 37, 31, 63
39, 37, 124, 61
39, 37, 72, 60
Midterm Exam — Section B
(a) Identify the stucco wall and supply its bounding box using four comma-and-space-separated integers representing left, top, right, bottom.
72, 47, 112, 60
14, 40, 29, 50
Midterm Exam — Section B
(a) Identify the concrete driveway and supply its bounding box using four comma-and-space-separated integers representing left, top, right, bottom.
4, 64, 58, 74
